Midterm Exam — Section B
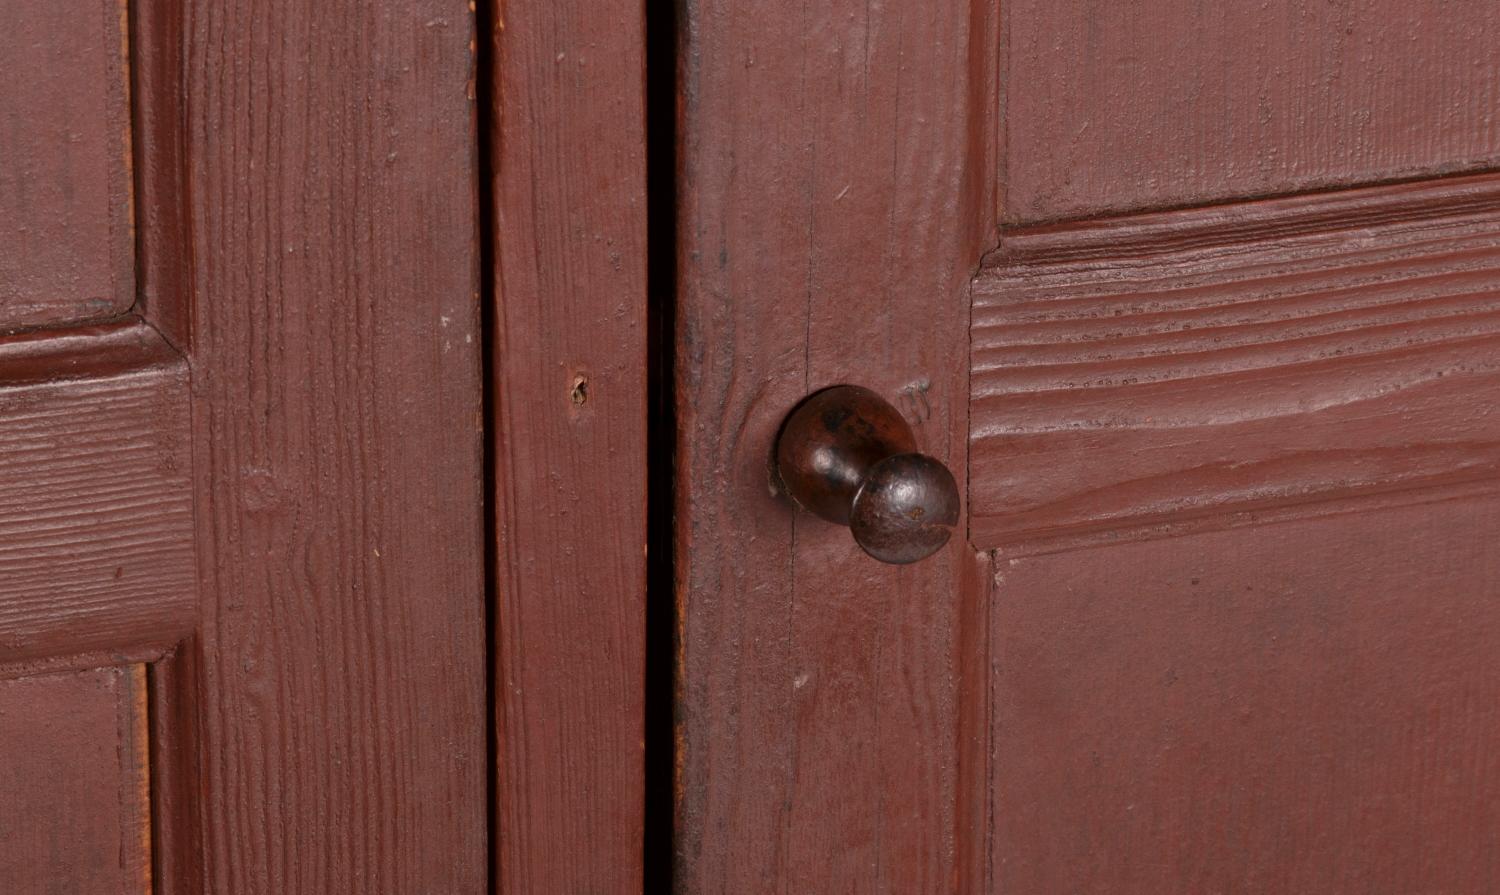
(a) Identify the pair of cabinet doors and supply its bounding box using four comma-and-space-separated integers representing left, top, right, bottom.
4, 0, 1500, 891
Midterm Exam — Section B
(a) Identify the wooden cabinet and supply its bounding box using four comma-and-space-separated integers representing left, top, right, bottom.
674, 0, 1500, 891
1, 2, 487, 892
6, 0, 1500, 891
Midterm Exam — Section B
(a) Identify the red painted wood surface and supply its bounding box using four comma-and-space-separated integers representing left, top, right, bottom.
976, 4, 1500, 890
0, 665, 151, 894
992, 491, 1500, 893
970, 174, 1500, 550
166, 1, 488, 890
130, 0, 193, 351
487, 0, 649, 888
674, 0, 996, 888
3, 0, 491, 890
0, 321, 194, 671
0, 0, 135, 331
671, 0, 1500, 889
1002, 0, 1500, 222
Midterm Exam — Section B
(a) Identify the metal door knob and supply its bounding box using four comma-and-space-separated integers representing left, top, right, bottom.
775, 385, 959, 564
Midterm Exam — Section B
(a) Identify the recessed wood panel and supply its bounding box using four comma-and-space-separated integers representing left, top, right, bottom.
1002, 0, 1500, 223
0, 320, 195, 669
970, 175, 1500, 549
0, 0, 135, 331
992, 491, 1500, 893
0, 665, 151, 894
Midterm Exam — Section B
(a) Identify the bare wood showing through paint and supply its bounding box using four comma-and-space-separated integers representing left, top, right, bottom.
970, 173, 1500, 549
487, 0, 650, 890
675, 0, 997, 889
1001, 0, 1500, 222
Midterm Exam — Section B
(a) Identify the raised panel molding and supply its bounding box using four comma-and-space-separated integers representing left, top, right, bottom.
969, 173, 1500, 550
0, 319, 195, 671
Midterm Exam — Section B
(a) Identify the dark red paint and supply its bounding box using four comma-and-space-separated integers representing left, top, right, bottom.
1002, 0, 1500, 222
0, 1, 135, 332
0, 667, 150, 894
677, 0, 1500, 892
970, 172, 1500, 551
5, 0, 1499, 891
1, 1, 488, 892
487, 0, 650, 887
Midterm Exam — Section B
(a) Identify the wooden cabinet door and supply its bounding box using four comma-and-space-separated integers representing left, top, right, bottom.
674, 1, 1500, 891
1, 2, 486, 892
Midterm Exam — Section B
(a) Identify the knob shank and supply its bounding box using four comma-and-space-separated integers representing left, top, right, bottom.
776, 385, 959, 564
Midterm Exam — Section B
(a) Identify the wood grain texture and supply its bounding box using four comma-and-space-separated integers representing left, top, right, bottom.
675, 0, 996, 888
487, 0, 649, 889
0, 320, 194, 669
0, 665, 151, 894
992, 491, 1500, 893
971, 174, 1500, 549
0, 0, 135, 331
1001, 0, 1500, 223
176, 2, 488, 891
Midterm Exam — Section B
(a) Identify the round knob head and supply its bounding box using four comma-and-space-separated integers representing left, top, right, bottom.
775, 385, 917, 525
849, 453, 960, 564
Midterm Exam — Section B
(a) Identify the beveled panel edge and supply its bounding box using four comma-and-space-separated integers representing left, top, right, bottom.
984, 170, 1500, 267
